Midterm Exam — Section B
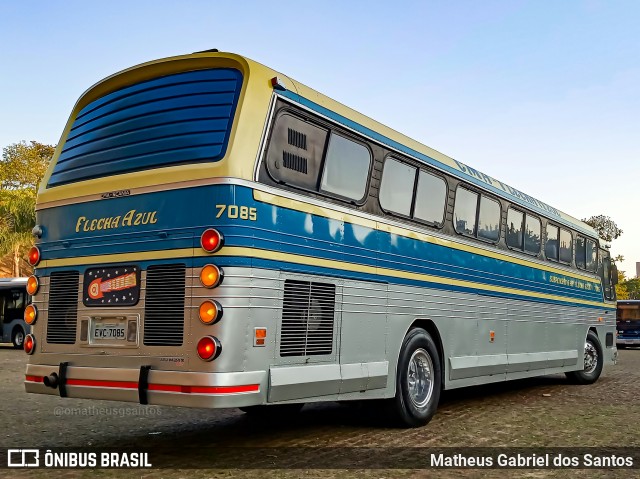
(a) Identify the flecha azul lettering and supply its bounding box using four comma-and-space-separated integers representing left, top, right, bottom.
75, 210, 158, 232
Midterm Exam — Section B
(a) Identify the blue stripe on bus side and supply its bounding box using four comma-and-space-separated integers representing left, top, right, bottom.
35, 184, 604, 304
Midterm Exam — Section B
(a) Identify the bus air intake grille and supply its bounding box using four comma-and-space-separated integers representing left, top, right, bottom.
143, 264, 186, 346
279, 280, 335, 357
282, 151, 308, 174
46, 271, 80, 344
287, 128, 307, 150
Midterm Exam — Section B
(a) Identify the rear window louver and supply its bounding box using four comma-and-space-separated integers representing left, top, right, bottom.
47, 271, 80, 344
48, 68, 243, 187
279, 280, 336, 357
143, 264, 186, 346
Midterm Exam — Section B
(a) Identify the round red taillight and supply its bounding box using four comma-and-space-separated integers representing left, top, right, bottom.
26, 276, 39, 296
28, 246, 41, 266
200, 229, 224, 253
199, 300, 223, 325
197, 336, 222, 361
24, 305, 37, 325
24, 334, 35, 355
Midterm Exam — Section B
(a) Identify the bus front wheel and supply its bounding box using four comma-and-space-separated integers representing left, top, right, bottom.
387, 328, 441, 427
566, 331, 603, 384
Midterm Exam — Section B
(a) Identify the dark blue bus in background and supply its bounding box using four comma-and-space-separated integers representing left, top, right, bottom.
617, 300, 640, 348
0, 278, 30, 348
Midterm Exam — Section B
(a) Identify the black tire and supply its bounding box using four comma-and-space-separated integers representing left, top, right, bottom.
566, 331, 603, 385
11, 327, 25, 349
386, 328, 442, 427
239, 403, 304, 417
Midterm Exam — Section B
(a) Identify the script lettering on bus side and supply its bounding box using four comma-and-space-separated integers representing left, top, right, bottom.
452, 159, 561, 219
549, 275, 600, 292
75, 210, 158, 233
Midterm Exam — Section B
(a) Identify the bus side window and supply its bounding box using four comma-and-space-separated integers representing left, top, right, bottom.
586, 239, 597, 272
413, 170, 447, 226
320, 133, 371, 202
576, 236, 586, 269
545, 224, 559, 261
559, 228, 573, 264
454, 187, 478, 236
379, 158, 416, 217
477, 196, 500, 242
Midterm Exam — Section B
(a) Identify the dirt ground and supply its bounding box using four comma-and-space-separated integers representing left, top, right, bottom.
1, 345, 639, 479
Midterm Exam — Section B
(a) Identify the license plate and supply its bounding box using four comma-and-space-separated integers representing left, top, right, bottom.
92, 321, 126, 341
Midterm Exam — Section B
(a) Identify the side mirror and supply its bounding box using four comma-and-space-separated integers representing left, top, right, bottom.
611, 264, 619, 285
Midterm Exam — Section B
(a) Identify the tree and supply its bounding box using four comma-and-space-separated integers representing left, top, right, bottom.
0, 141, 55, 277
622, 277, 640, 300
582, 215, 623, 243
616, 269, 629, 300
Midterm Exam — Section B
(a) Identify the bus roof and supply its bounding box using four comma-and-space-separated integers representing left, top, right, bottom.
39, 51, 599, 240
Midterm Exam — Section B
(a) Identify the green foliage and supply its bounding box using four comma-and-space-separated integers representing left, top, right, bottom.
623, 277, 640, 300
0, 141, 54, 276
582, 215, 623, 243
616, 269, 629, 300
1, 140, 54, 192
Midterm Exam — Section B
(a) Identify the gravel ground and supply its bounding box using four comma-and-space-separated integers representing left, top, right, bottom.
1, 345, 638, 479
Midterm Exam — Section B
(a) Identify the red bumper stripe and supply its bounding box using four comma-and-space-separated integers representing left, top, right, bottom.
25, 375, 259, 395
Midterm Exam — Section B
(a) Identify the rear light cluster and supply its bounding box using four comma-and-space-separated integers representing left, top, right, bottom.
27, 275, 39, 295
24, 305, 38, 325
28, 246, 40, 266
197, 228, 225, 361
24, 334, 36, 355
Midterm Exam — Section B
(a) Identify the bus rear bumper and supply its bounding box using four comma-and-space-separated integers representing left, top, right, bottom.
24, 363, 267, 408
617, 339, 640, 346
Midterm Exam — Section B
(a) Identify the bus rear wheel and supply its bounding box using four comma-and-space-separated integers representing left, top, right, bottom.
386, 328, 441, 427
12, 327, 25, 349
566, 331, 603, 384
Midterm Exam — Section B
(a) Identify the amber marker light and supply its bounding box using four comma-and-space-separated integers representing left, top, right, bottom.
24, 304, 38, 325
28, 246, 41, 266
200, 264, 223, 288
26, 276, 39, 295
24, 334, 36, 355
200, 228, 224, 253
197, 336, 222, 361
199, 300, 223, 324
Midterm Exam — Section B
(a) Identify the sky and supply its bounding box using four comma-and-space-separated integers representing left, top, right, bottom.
1, 0, 638, 275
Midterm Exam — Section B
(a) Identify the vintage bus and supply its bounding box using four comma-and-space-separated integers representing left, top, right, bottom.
616, 300, 640, 348
24, 51, 617, 427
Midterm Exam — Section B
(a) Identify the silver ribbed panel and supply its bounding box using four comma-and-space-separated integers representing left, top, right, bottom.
280, 280, 335, 357
143, 264, 185, 346
46, 271, 79, 344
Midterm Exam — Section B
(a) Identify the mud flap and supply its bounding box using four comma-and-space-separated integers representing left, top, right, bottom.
138, 365, 151, 405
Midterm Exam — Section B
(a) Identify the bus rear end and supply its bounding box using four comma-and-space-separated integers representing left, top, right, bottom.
24, 53, 274, 408
617, 300, 640, 348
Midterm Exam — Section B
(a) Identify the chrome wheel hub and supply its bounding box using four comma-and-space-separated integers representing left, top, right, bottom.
407, 348, 434, 408
584, 341, 598, 374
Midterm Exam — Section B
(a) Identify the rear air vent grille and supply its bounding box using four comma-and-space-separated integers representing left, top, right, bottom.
287, 128, 307, 150
143, 264, 185, 346
279, 280, 335, 357
282, 151, 308, 174
47, 271, 79, 344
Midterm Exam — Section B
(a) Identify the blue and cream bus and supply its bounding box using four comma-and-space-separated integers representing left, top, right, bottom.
24, 51, 617, 427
